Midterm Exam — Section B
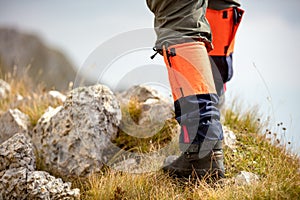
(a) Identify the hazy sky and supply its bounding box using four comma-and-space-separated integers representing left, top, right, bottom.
0, 0, 299, 153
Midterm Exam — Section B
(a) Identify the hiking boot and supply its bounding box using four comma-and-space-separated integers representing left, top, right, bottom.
163, 141, 225, 179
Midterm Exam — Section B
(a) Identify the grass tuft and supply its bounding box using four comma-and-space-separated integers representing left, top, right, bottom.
0, 71, 63, 126
113, 97, 178, 153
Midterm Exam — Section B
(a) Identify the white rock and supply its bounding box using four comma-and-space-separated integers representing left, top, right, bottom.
48, 90, 67, 102
117, 85, 174, 139
117, 85, 172, 105
0, 133, 35, 171
32, 84, 121, 177
110, 153, 167, 174
163, 155, 179, 167
0, 79, 11, 99
0, 133, 80, 199
0, 167, 28, 200
27, 171, 80, 199
235, 171, 259, 185
36, 106, 63, 124
16, 93, 24, 101
113, 158, 138, 172
0, 168, 80, 199
223, 125, 237, 151
0, 109, 30, 144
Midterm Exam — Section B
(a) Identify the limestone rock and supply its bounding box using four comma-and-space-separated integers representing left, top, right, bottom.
0, 167, 28, 200
110, 152, 167, 174
16, 93, 24, 101
163, 155, 179, 167
223, 125, 237, 151
0, 133, 35, 171
117, 85, 172, 104
235, 171, 260, 185
117, 85, 174, 138
0, 109, 30, 144
112, 158, 138, 172
48, 90, 67, 102
0, 79, 11, 99
26, 171, 80, 199
0, 168, 80, 200
32, 84, 121, 177
38, 106, 63, 124
0, 133, 80, 199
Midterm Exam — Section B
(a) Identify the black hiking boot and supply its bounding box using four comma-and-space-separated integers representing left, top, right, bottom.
163, 141, 225, 179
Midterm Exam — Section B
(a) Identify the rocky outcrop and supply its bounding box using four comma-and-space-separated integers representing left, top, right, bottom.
32, 84, 121, 177
0, 133, 80, 199
0, 132, 35, 171
117, 85, 174, 138
0, 79, 11, 99
0, 109, 30, 144
0, 28, 76, 90
117, 85, 172, 104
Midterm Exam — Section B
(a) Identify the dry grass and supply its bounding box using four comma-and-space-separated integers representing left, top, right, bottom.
0, 71, 63, 126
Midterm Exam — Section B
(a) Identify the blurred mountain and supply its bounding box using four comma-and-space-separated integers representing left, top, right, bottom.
0, 28, 76, 90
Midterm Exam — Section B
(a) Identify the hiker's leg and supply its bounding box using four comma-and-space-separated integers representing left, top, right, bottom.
146, 0, 224, 178
207, 0, 244, 97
